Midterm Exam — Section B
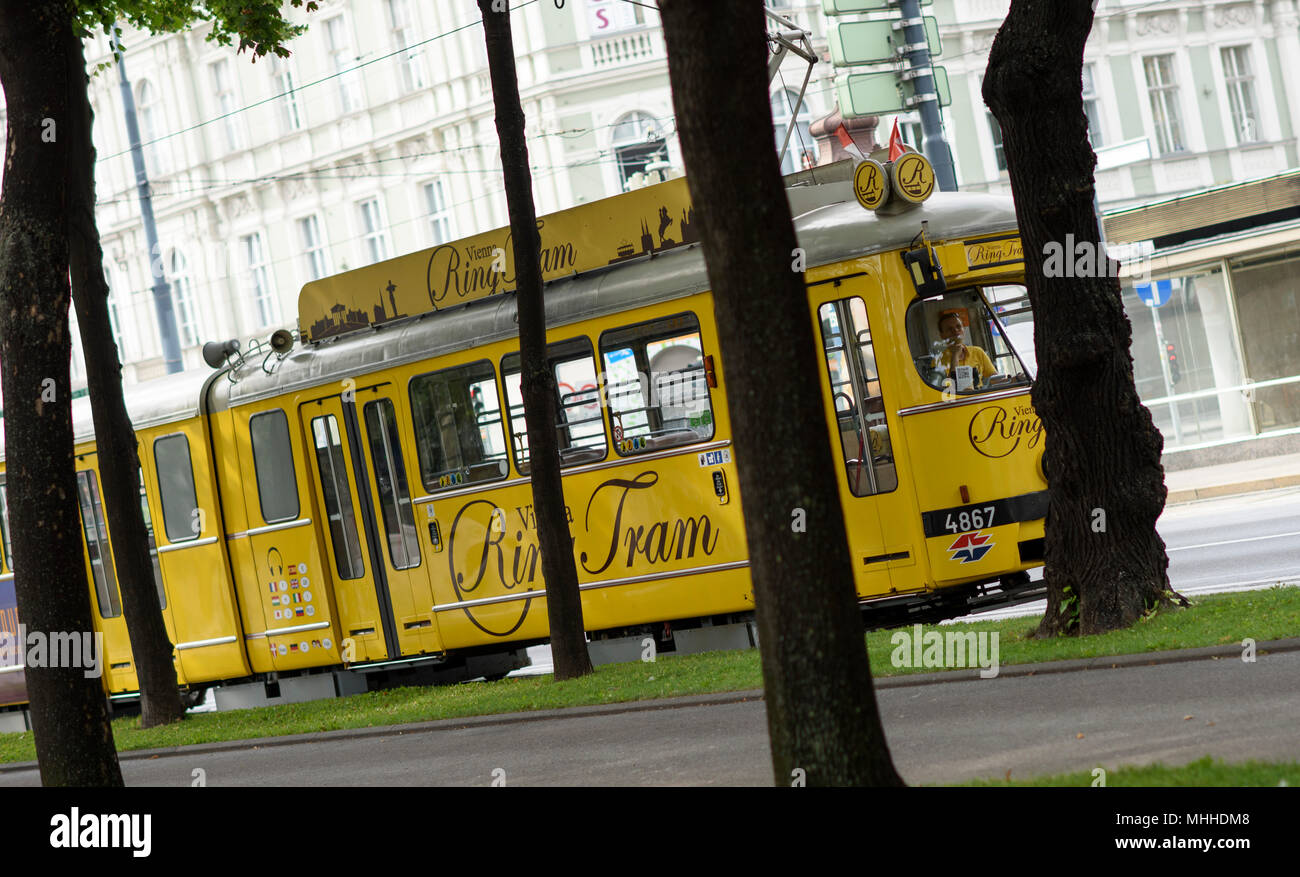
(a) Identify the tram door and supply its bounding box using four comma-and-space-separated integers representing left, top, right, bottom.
73, 457, 177, 693
809, 276, 921, 599
300, 386, 442, 664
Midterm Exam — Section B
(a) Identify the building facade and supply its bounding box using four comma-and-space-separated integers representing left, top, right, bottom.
1, 0, 1295, 457
42, 0, 833, 389
887, 0, 1300, 456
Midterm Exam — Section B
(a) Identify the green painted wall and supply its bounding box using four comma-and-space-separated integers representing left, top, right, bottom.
1209, 151, 1233, 185
1130, 162, 1156, 197
947, 71, 988, 185
1264, 40, 1293, 139
1108, 55, 1143, 141
1189, 45, 1225, 152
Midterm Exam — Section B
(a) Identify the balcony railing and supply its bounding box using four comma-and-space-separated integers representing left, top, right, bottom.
588, 28, 664, 69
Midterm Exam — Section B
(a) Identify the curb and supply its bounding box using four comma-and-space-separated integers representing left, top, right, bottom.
1166, 474, 1300, 504
6, 637, 1299, 774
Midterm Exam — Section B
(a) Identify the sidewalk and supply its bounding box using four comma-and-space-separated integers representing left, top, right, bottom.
1164, 452, 1300, 504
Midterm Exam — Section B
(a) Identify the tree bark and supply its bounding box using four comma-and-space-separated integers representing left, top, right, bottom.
65, 24, 186, 727
478, 0, 592, 680
983, 0, 1177, 636
0, 0, 123, 786
659, 0, 902, 786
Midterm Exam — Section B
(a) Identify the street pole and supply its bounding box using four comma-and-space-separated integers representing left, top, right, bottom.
114, 35, 183, 374
896, 0, 957, 191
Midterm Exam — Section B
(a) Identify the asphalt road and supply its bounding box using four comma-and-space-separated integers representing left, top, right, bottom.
3, 646, 1297, 787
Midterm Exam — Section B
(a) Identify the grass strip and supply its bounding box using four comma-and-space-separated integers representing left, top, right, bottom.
963, 755, 1300, 787
0, 585, 1295, 765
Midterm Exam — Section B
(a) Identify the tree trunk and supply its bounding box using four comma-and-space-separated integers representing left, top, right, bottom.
478, 0, 592, 681
65, 25, 186, 727
0, 0, 123, 786
659, 0, 902, 786
983, 0, 1177, 636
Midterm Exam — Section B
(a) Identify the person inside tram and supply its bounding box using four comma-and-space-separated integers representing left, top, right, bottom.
937, 310, 997, 386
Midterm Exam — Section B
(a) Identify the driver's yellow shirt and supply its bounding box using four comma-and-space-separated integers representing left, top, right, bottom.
939, 344, 996, 381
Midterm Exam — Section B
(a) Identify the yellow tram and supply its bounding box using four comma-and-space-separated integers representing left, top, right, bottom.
0, 158, 1045, 711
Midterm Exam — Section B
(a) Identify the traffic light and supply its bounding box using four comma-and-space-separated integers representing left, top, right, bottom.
1166, 342, 1181, 384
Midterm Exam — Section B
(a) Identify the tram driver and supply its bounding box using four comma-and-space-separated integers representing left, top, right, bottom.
937, 311, 998, 387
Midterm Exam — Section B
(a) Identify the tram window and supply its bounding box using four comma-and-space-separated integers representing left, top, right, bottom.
311, 415, 365, 580
0, 476, 10, 571
249, 409, 300, 523
599, 312, 715, 455
502, 337, 607, 472
154, 434, 199, 543
363, 399, 421, 570
137, 470, 166, 610
76, 470, 122, 619
409, 360, 510, 492
818, 297, 897, 496
905, 284, 1035, 395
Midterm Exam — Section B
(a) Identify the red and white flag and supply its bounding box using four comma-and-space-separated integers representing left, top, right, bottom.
835, 122, 864, 160
888, 118, 907, 161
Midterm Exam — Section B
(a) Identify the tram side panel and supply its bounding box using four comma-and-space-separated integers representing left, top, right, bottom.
384, 298, 753, 652
71, 448, 151, 695
220, 402, 345, 673
806, 265, 930, 602
138, 418, 251, 684
882, 256, 1047, 592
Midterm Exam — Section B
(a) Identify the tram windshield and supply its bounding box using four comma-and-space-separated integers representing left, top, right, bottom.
905, 284, 1036, 394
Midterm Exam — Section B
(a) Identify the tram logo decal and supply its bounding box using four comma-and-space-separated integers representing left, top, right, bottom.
948, 532, 994, 564
446, 470, 722, 637
968, 404, 1043, 458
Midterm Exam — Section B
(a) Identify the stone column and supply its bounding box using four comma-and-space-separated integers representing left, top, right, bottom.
809, 105, 879, 164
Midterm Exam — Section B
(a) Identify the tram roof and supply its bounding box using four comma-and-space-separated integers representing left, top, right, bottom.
0, 367, 211, 462
0, 184, 1019, 459
213, 187, 1018, 411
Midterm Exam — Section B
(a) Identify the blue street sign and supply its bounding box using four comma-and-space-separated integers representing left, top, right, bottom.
1135, 278, 1172, 307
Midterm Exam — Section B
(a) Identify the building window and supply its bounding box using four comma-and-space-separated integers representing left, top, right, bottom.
987, 112, 1006, 172
1143, 54, 1186, 154
611, 111, 667, 191
1082, 63, 1104, 149
1221, 46, 1259, 143
241, 231, 277, 327
166, 249, 199, 347
136, 79, 169, 175
325, 16, 363, 114
423, 180, 452, 245
358, 198, 391, 265
387, 0, 427, 93
210, 59, 243, 151
298, 215, 329, 281
771, 89, 815, 174
270, 56, 304, 132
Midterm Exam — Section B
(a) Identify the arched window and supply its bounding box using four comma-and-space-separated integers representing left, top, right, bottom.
611, 112, 667, 191
771, 89, 814, 175
136, 80, 169, 175
165, 249, 199, 348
